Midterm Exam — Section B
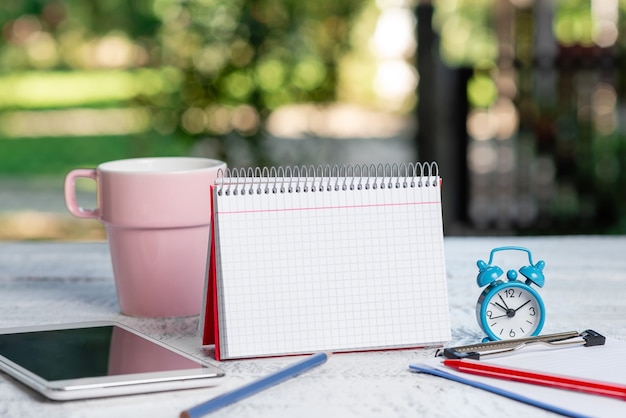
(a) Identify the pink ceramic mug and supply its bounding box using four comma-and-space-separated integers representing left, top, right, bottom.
64, 157, 226, 317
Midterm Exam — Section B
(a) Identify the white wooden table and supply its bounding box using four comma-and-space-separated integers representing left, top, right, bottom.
1, 237, 625, 417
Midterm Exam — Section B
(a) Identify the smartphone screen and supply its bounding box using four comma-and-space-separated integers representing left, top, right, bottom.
0, 325, 205, 380
0, 323, 223, 400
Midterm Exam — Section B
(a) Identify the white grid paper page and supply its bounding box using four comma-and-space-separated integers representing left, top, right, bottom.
213, 174, 450, 359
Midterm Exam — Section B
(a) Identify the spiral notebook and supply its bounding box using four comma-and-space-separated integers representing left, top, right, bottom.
201, 162, 451, 360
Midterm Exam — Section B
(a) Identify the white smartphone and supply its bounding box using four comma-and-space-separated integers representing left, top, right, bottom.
0, 321, 224, 400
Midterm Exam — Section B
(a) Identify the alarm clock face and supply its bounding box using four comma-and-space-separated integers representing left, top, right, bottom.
477, 281, 545, 341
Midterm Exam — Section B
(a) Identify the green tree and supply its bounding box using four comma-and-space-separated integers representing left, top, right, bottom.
0, 0, 364, 166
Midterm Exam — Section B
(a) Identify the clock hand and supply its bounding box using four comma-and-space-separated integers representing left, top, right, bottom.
514, 300, 531, 312
498, 294, 511, 310
494, 295, 518, 318
488, 313, 509, 320
490, 302, 508, 312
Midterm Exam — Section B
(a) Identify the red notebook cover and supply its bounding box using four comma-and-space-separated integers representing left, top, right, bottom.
201, 186, 220, 359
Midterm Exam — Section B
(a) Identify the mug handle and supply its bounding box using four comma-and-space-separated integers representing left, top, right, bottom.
64, 169, 99, 219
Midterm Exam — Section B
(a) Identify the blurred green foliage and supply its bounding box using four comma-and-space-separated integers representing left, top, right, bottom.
0, 133, 189, 175
2, 0, 625, 235
0, 0, 365, 170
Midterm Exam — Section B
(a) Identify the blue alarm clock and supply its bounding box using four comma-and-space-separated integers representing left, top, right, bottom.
475, 246, 546, 341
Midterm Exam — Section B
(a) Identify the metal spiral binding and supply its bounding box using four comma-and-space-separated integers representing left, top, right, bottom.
215, 162, 438, 196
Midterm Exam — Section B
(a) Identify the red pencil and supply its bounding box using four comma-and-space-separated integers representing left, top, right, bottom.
443, 359, 626, 401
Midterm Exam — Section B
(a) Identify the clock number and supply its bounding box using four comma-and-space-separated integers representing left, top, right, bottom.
509, 329, 516, 338
486, 310, 493, 319
529, 306, 536, 316
505, 289, 515, 298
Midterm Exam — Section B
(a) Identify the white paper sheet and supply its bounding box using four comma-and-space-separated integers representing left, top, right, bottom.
424, 338, 626, 418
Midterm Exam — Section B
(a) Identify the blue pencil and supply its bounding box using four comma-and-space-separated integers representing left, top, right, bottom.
409, 364, 587, 418
181, 352, 329, 418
